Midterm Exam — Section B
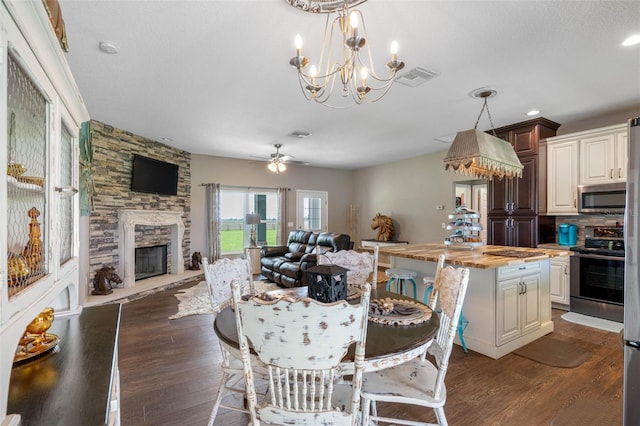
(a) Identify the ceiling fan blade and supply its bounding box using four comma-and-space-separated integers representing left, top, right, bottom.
284, 159, 310, 166
250, 155, 271, 161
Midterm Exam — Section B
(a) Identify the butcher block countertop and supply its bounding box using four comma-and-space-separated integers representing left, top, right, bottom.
374, 243, 571, 269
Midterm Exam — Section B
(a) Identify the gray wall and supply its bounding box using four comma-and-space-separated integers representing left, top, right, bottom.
352, 150, 460, 246
190, 155, 353, 254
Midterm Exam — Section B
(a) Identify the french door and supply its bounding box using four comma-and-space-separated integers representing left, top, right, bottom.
296, 190, 328, 233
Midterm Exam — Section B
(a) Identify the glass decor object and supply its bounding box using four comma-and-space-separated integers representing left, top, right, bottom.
14, 307, 59, 363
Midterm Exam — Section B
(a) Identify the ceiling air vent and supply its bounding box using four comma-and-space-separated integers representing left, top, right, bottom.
395, 66, 439, 88
289, 130, 312, 138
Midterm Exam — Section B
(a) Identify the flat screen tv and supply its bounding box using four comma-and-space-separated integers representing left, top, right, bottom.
130, 154, 179, 196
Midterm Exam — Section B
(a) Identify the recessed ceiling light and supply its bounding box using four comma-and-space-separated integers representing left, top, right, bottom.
526, 110, 540, 116
162, 137, 173, 142
622, 35, 640, 47
98, 41, 119, 54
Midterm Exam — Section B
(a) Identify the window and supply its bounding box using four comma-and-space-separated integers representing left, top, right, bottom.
220, 188, 279, 254
296, 190, 328, 232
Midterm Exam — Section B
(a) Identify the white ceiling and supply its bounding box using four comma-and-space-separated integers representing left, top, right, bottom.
59, 0, 640, 170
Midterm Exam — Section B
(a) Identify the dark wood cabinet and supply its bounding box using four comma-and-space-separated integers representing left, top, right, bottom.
488, 155, 538, 216
487, 118, 560, 247
487, 215, 537, 248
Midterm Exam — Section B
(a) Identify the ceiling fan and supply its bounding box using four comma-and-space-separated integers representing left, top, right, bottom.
255, 144, 308, 173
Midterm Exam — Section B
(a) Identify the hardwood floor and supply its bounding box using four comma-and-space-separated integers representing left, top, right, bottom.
118, 281, 623, 425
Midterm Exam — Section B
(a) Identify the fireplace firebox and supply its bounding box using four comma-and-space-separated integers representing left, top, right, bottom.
135, 245, 168, 281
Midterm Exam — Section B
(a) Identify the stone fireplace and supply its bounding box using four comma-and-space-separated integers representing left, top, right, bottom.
119, 210, 185, 288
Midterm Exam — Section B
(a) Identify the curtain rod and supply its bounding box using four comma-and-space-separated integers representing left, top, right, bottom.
199, 183, 291, 191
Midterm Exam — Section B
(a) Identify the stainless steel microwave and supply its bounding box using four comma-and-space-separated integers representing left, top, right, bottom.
578, 182, 626, 214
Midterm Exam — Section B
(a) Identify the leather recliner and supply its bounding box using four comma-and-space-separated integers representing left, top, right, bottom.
260, 230, 351, 288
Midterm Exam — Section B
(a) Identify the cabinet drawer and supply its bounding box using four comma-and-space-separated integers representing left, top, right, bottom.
498, 262, 540, 280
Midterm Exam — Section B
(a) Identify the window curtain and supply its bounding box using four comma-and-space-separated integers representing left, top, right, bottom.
205, 183, 221, 261
277, 187, 289, 245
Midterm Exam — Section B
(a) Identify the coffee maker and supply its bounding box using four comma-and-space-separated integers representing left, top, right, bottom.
558, 223, 577, 246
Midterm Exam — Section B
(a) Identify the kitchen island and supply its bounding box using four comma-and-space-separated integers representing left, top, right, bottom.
375, 243, 571, 359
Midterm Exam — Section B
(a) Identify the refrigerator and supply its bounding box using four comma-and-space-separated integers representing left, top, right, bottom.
624, 117, 640, 425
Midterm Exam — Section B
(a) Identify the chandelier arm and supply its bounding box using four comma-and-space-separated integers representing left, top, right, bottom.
367, 80, 396, 103
318, 13, 339, 73
353, 52, 398, 83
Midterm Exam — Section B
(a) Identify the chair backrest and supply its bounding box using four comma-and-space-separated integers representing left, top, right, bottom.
202, 257, 253, 315
426, 254, 469, 400
425, 254, 446, 309
232, 280, 371, 426
319, 246, 379, 289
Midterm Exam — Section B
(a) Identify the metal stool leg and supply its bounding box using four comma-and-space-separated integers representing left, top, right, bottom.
458, 313, 469, 353
423, 285, 434, 305
385, 277, 397, 293
407, 278, 417, 299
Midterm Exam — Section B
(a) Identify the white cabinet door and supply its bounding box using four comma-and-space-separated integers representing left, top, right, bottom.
497, 277, 521, 345
547, 140, 579, 214
496, 263, 542, 346
521, 273, 541, 335
550, 256, 570, 306
580, 134, 615, 184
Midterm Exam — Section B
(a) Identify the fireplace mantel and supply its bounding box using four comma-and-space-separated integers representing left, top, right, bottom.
118, 209, 185, 288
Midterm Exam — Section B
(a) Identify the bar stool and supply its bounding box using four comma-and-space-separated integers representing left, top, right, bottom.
385, 268, 418, 299
423, 276, 469, 353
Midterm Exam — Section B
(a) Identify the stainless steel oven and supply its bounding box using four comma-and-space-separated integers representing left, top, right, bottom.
569, 226, 624, 322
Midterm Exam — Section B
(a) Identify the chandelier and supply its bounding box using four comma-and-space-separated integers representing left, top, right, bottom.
443, 89, 523, 181
286, 0, 405, 108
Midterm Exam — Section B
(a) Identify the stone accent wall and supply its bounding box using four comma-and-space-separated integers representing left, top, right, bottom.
88, 120, 191, 287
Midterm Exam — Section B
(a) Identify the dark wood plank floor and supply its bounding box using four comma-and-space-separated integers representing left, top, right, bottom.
118, 281, 623, 426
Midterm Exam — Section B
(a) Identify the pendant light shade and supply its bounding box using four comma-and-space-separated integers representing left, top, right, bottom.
444, 88, 523, 180
444, 129, 523, 180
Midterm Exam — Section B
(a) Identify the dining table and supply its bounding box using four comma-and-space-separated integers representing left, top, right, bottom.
213, 287, 440, 373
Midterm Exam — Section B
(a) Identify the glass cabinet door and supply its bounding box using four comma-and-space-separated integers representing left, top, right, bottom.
6, 54, 49, 297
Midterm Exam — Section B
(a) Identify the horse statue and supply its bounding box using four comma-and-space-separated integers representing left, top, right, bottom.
371, 213, 395, 242
91, 266, 122, 295
189, 252, 202, 270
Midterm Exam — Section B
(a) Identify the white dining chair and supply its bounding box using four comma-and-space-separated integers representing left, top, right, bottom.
202, 256, 255, 425
360, 254, 470, 426
231, 280, 372, 426
319, 245, 379, 289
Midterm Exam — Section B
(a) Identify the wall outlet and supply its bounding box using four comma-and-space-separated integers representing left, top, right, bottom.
287, 222, 294, 227
436, 204, 444, 210
442, 222, 446, 229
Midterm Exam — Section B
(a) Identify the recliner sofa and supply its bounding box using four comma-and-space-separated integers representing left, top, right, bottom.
260, 230, 351, 288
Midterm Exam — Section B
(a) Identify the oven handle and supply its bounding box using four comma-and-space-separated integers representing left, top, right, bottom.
571, 252, 625, 261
